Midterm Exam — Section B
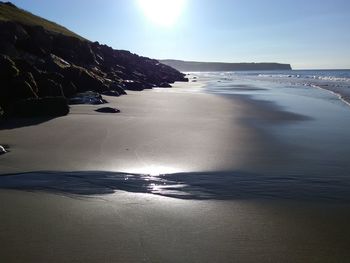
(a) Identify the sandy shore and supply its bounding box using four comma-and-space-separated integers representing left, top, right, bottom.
1, 80, 350, 262
0, 81, 317, 175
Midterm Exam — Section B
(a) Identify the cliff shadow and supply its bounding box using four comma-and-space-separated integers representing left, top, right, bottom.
0, 116, 56, 130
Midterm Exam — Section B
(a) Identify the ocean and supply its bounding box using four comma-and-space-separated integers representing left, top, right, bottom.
194, 69, 350, 105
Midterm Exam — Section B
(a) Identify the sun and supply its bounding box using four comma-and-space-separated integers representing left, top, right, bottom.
138, 0, 186, 27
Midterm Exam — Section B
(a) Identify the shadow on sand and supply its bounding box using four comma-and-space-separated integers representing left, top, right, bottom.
0, 170, 349, 202
0, 117, 56, 130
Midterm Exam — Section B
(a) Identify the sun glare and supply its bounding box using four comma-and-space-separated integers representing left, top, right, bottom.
128, 165, 180, 176
138, 0, 186, 27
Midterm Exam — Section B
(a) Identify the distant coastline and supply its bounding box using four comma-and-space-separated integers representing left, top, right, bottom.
160, 59, 292, 72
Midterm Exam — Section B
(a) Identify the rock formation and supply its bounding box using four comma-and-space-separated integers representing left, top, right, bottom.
0, 2, 188, 117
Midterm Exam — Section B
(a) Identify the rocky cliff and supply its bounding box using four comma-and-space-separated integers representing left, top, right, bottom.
160, 59, 292, 72
0, 2, 188, 117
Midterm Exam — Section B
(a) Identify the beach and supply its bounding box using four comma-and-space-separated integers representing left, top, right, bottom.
1, 190, 350, 263
1, 76, 350, 262
0, 80, 313, 175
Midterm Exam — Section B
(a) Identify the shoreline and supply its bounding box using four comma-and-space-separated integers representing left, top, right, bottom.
310, 83, 350, 107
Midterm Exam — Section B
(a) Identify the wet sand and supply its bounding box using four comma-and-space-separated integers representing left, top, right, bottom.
1, 190, 350, 263
1, 80, 350, 262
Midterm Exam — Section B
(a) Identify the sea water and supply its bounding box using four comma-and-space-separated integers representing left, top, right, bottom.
197, 70, 350, 104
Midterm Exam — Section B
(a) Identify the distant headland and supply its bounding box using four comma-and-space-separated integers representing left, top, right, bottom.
160, 59, 292, 72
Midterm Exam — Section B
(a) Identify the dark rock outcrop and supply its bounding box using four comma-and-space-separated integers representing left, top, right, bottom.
158, 82, 172, 88
0, 2, 188, 116
69, 91, 107, 105
95, 107, 120, 113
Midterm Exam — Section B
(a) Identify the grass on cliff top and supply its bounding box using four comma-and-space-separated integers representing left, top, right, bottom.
0, 2, 85, 40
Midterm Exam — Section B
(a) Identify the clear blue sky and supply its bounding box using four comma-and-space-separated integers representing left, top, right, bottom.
11, 0, 350, 69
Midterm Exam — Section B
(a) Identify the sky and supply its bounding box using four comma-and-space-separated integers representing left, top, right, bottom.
11, 0, 350, 69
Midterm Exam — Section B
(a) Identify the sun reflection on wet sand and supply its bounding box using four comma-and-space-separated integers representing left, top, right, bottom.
122, 165, 182, 176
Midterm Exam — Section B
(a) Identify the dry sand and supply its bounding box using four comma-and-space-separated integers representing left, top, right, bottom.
1, 81, 350, 262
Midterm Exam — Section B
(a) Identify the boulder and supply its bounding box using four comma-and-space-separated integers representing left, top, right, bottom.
101, 90, 120, 97
0, 145, 6, 155
158, 82, 172, 88
95, 107, 120, 113
69, 91, 107, 105
122, 80, 144, 91
109, 82, 127, 95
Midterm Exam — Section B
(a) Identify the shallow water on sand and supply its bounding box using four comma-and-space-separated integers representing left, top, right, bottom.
204, 73, 350, 177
